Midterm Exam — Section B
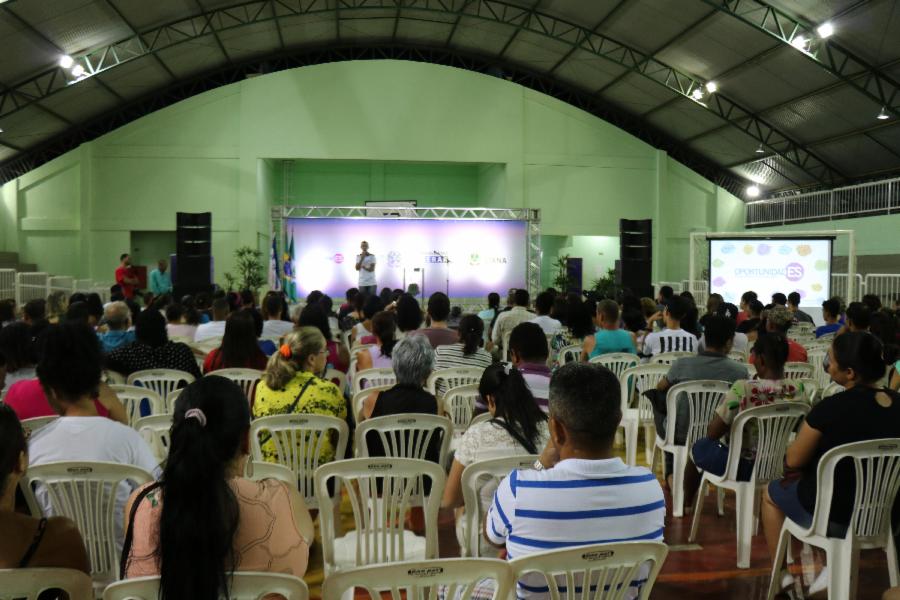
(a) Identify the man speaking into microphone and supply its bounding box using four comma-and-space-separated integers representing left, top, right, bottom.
355, 240, 377, 297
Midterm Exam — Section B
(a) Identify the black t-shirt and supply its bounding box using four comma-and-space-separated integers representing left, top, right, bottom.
736, 317, 760, 334
799, 385, 900, 523
368, 384, 441, 463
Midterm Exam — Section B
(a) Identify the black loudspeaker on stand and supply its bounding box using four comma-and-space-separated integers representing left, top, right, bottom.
174, 212, 213, 298
618, 219, 653, 298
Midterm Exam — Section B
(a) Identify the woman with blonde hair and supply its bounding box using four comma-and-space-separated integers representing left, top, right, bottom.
46, 291, 68, 324
252, 327, 347, 462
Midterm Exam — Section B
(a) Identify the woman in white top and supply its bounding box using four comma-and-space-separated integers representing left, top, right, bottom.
355, 311, 397, 371
433, 314, 492, 394
441, 362, 549, 553
351, 295, 381, 345
165, 304, 197, 343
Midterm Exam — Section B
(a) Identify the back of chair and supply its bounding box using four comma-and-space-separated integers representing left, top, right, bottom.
324, 367, 347, 393
727, 403, 809, 484
352, 367, 396, 396
207, 368, 262, 403
426, 367, 485, 397
650, 351, 694, 366
21, 462, 154, 586
509, 541, 669, 600
355, 414, 452, 466
784, 362, 814, 380
245, 460, 297, 487
352, 385, 394, 423
792, 378, 819, 405
126, 369, 195, 401
250, 414, 349, 508
0, 568, 93, 600
810, 438, 900, 542
460, 455, 538, 557
821, 382, 845, 399
20, 416, 59, 438
806, 349, 830, 389
557, 344, 582, 366
728, 350, 747, 363
443, 383, 480, 433
664, 380, 731, 448
102, 572, 309, 600
793, 322, 815, 335
618, 364, 669, 421
134, 414, 174, 461
109, 385, 164, 427
321, 558, 513, 600
589, 352, 640, 380
165, 389, 182, 413
315, 458, 445, 570
103, 370, 127, 385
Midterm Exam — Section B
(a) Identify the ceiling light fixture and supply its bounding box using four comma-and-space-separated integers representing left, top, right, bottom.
59, 55, 74, 69
705, 81, 718, 93
691, 87, 704, 100
790, 35, 808, 50
71, 64, 85, 77
755, 144, 765, 154
816, 22, 834, 38
877, 106, 890, 120
746, 185, 761, 198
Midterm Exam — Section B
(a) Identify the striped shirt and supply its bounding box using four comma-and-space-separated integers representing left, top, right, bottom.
433, 343, 493, 395
642, 328, 698, 358
487, 458, 665, 600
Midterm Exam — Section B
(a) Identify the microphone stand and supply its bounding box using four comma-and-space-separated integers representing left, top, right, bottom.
433, 250, 451, 298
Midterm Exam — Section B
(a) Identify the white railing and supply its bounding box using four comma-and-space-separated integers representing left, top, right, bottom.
746, 177, 900, 226
863, 274, 900, 307
831, 273, 864, 303
0, 269, 15, 301
653, 282, 683, 296
48, 276, 75, 296
681, 279, 709, 308
15, 272, 49, 306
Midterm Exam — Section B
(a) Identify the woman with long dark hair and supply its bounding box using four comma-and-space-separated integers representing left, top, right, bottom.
395, 293, 423, 336
433, 314, 493, 393
441, 362, 549, 552
298, 304, 349, 373
203, 311, 268, 374
123, 376, 313, 597
356, 311, 398, 371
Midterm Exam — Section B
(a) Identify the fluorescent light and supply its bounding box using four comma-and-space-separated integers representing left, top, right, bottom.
755, 144, 765, 154
71, 64, 85, 77
746, 185, 761, 198
817, 22, 834, 38
877, 106, 890, 120
790, 35, 808, 50
705, 81, 718, 93
59, 55, 74, 69
691, 87, 704, 100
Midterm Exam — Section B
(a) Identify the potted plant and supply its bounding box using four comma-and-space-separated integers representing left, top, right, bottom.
223, 246, 266, 293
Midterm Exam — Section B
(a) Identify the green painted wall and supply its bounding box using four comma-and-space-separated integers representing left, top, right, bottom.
1, 60, 744, 286
749, 214, 900, 257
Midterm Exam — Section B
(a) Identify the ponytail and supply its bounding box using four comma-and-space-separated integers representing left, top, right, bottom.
459, 314, 484, 356
156, 376, 249, 600
264, 327, 324, 390
371, 311, 398, 358
478, 362, 547, 451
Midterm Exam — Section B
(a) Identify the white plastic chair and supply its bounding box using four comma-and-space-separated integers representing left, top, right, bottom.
807, 349, 830, 388
442, 383, 480, 440
109, 385, 164, 427
728, 350, 748, 363
352, 385, 394, 423
618, 364, 669, 466
589, 352, 640, 380
348, 343, 377, 378
165, 388, 183, 413
652, 380, 731, 517
460, 455, 538, 557
426, 366, 484, 397
557, 344, 582, 366
689, 403, 809, 568
792, 378, 819, 405
0, 568, 93, 600
103, 370, 127, 385
469, 412, 492, 427
352, 367, 396, 396
817, 332, 837, 344
315, 457, 445, 574
134, 414, 174, 462
324, 367, 347, 393
793, 322, 815, 335
650, 351, 694, 366
355, 414, 452, 468
20, 416, 59, 437
126, 369, 195, 402
509, 541, 669, 600
784, 362, 815, 380
250, 414, 349, 508
822, 382, 846, 399
321, 558, 513, 600
765, 439, 900, 600
245, 460, 297, 486
207, 368, 262, 404
102, 572, 309, 600
20, 461, 154, 589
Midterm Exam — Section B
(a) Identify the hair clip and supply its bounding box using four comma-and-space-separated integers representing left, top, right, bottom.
502, 362, 513, 376
279, 344, 292, 359
184, 408, 207, 427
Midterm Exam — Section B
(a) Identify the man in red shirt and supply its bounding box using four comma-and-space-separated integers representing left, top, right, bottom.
115, 253, 140, 299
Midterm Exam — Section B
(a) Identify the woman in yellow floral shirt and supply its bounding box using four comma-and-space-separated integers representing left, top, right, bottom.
252, 327, 348, 462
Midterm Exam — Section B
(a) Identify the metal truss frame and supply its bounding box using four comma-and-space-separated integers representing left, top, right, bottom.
0, 43, 751, 197
701, 0, 900, 119
271, 204, 542, 298
0, 0, 841, 188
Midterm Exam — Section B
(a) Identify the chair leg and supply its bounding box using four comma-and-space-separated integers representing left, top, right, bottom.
887, 535, 899, 588
672, 448, 686, 518
765, 526, 792, 600
642, 423, 655, 465
688, 476, 707, 543
735, 484, 755, 569
624, 420, 639, 467
717, 486, 725, 517
827, 540, 860, 600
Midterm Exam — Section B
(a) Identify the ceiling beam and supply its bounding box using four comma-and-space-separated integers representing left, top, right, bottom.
105, 0, 178, 81
194, 0, 232, 64
544, 0, 628, 76
443, 0, 478, 47
495, 0, 543, 61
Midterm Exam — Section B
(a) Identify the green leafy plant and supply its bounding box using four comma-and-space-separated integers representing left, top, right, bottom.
552, 254, 572, 291
591, 267, 621, 300
223, 246, 266, 292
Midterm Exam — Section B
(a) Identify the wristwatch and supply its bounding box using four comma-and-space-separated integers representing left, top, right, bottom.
533, 459, 545, 471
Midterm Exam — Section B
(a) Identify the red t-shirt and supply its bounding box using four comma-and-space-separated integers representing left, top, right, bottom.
4, 379, 110, 420
115, 265, 136, 298
735, 311, 749, 326
203, 347, 268, 374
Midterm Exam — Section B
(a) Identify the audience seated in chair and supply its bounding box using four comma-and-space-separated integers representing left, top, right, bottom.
261, 293, 293, 340
490, 289, 533, 356
122, 375, 313, 596
441, 362, 548, 555
253, 327, 347, 463
204, 311, 269, 374
815, 298, 843, 339
353, 311, 396, 372
699, 302, 749, 356
485, 362, 665, 599
0, 404, 90, 573
419, 292, 457, 349
582, 299, 637, 360
736, 299, 764, 341
349, 295, 382, 346
527, 291, 562, 336
106, 310, 202, 378
751, 306, 807, 365
690, 333, 807, 507
550, 295, 596, 362
642, 295, 698, 360
477, 292, 501, 343
487, 322, 551, 414
298, 304, 349, 373
98, 301, 135, 354
433, 314, 493, 394
787, 291, 815, 325
28, 322, 160, 543
194, 298, 230, 343
761, 332, 900, 597
394, 293, 424, 339
652, 315, 749, 494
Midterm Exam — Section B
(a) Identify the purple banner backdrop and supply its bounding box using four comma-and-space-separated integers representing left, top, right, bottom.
286, 218, 528, 298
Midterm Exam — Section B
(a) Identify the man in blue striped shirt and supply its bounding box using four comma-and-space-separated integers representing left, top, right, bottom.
486, 362, 666, 600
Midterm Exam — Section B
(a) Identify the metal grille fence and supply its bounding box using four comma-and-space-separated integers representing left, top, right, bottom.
831, 273, 864, 303
863, 275, 900, 307
48, 276, 75, 296
15, 272, 49, 306
0, 269, 15, 301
